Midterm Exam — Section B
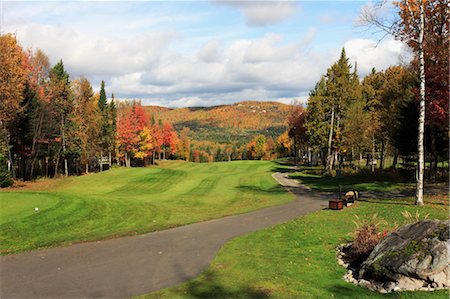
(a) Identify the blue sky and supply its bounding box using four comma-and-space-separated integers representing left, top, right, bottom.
2, 1, 410, 107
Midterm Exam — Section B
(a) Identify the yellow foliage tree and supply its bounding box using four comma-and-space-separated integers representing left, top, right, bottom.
133, 126, 154, 160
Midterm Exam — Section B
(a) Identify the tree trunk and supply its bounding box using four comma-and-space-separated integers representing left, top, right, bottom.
30, 110, 44, 179
371, 136, 376, 172
7, 146, 15, 179
393, 149, 398, 170
351, 147, 355, 168
54, 146, 62, 178
357, 152, 362, 170
45, 142, 50, 177
61, 116, 68, 177
333, 151, 338, 169
430, 126, 436, 182
125, 152, 130, 167
293, 135, 298, 165
326, 104, 335, 174
380, 138, 385, 170
416, 1, 425, 206
100, 151, 103, 172
307, 146, 312, 166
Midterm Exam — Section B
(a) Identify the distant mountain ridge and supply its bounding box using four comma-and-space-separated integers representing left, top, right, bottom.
144, 101, 292, 146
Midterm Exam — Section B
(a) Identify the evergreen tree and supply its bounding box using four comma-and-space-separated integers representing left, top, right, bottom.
324, 48, 353, 173
98, 80, 107, 111
48, 60, 73, 177
305, 77, 329, 156
97, 80, 110, 167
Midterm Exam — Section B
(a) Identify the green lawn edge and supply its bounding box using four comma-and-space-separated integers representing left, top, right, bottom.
0, 160, 294, 255
143, 198, 448, 298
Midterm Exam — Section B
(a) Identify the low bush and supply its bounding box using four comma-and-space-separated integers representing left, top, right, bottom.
347, 214, 388, 264
350, 224, 386, 260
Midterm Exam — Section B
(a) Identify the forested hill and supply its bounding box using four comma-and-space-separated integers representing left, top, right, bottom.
144, 101, 292, 146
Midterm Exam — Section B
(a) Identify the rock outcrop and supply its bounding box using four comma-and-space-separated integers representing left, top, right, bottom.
339, 219, 449, 293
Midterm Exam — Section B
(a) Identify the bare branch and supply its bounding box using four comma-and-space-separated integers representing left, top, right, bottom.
357, 0, 397, 36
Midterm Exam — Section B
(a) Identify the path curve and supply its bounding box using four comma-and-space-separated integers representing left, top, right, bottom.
0, 173, 327, 298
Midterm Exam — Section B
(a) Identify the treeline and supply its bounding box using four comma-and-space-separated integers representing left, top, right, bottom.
0, 33, 118, 184
287, 47, 447, 180
284, 0, 448, 182
0, 33, 285, 188
186, 135, 279, 163
0, 34, 181, 186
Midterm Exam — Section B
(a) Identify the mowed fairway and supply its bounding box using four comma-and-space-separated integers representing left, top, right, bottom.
0, 160, 293, 254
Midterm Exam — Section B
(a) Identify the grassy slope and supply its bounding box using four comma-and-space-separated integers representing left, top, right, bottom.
0, 160, 293, 254
145, 198, 448, 299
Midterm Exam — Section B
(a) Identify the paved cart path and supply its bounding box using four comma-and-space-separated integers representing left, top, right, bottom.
1, 173, 328, 298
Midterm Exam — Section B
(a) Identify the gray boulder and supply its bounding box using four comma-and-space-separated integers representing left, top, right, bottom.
359, 219, 449, 291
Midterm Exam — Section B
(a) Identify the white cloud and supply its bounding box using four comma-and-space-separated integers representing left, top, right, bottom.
9, 23, 177, 77
169, 96, 207, 108
213, 0, 298, 26
198, 40, 222, 62
344, 37, 412, 75
6, 16, 412, 108
301, 27, 317, 46
243, 33, 298, 63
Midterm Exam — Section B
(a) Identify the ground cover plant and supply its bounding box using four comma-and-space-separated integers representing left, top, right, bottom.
0, 160, 293, 254
145, 196, 448, 298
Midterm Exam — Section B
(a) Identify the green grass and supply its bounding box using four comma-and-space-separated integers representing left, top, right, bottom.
144, 198, 448, 299
0, 160, 293, 254
288, 166, 414, 193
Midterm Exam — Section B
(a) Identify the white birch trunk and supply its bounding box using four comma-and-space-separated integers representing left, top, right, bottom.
416, 0, 425, 206
326, 104, 335, 174
61, 116, 68, 177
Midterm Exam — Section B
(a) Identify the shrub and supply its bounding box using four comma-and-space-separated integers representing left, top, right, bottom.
347, 214, 388, 263
350, 224, 386, 260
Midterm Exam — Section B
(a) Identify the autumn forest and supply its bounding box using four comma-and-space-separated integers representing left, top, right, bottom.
1, 1, 450, 298
0, 1, 448, 192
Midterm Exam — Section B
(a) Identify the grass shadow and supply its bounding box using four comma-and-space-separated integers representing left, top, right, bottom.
185, 270, 270, 299
289, 173, 402, 193
270, 167, 296, 174
236, 185, 286, 195
358, 199, 417, 206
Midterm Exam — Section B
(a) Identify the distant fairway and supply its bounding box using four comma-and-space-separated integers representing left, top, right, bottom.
0, 160, 293, 254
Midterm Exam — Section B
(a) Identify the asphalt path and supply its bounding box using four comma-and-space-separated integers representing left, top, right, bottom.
0, 172, 328, 298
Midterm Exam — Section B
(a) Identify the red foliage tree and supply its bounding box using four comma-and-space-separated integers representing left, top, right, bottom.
117, 103, 148, 166
162, 122, 178, 158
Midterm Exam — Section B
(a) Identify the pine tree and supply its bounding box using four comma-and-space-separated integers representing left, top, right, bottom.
97, 80, 110, 170
361, 68, 384, 171
324, 48, 353, 173
305, 77, 329, 157
48, 60, 73, 177
98, 80, 107, 111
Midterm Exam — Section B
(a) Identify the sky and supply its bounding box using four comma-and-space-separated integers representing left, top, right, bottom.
1, 1, 411, 107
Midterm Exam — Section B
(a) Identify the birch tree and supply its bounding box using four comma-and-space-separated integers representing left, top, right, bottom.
360, 0, 427, 205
